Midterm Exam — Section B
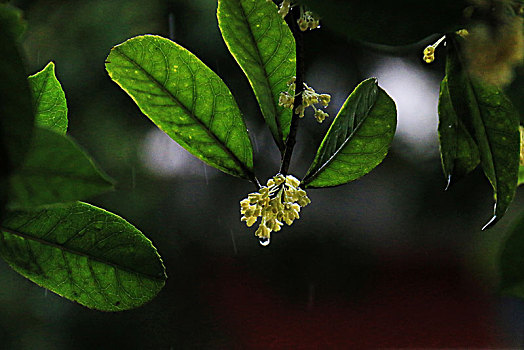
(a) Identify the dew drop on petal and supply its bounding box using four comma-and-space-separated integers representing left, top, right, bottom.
259, 237, 270, 246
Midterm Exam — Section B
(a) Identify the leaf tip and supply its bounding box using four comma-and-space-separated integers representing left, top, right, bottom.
482, 215, 498, 231
444, 175, 452, 191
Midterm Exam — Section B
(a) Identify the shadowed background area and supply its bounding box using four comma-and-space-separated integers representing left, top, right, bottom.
1, 0, 524, 348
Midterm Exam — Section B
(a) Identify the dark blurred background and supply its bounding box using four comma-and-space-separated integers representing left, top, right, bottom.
1, 0, 524, 348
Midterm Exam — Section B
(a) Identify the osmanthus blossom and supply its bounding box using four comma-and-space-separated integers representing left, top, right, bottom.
279, 77, 331, 123
240, 174, 311, 244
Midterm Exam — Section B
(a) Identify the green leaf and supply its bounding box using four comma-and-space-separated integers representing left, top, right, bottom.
302, 78, 396, 188
8, 127, 114, 208
519, 166, 524, 186
438, 76, 480, 185
0, 3, 27, 40
446, 37, 520, 228
499, 212, 524, 299
106, 35, 254, 180
297, 0, 467, 46
28, 62, 68, 134
0, 202, 166, 311
506, 70, 524, 124
217, 0, 295, 150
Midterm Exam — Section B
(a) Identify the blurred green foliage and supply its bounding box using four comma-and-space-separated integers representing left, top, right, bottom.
0, 0, 523, 348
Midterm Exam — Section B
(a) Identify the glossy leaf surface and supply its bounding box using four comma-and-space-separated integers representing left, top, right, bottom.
438, 77, 480, 184
303, 78, 396, 188
28, 62, 68, 134
446, 37, 520, 228
106, 35, 254, 179
218, 0, 295, 150
0, 202, 166, 311
8, 127, 114, 208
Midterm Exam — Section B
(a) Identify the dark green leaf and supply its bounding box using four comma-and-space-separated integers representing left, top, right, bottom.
28, 61, 68, 134
0, 201, 166, 311
298, 0, 467, 46
217, 0, 295, 150
0, 3, 26, 40
106, 35, 254, 180
303, 78, 396, 188
506, 69, 524, 124
438, 76, 480, 185
499, 212, 524, 299
8, 127, 114, 208
446, 37, 520, 228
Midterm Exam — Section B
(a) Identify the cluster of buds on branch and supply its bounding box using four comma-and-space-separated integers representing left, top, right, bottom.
297, 10, 320, 31
278, 1, 320, 31
240, 174, 311, 244
279, 77, 331, 123
278, 0, 291, 18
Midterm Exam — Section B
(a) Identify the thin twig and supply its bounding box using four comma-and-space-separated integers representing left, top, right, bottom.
280, 6, 304, 175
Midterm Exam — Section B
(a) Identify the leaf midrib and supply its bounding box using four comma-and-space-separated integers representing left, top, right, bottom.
111, 46, 252, 179
439, 78, 460, 176
31, 66, 50, 112
0, 225, 165, 281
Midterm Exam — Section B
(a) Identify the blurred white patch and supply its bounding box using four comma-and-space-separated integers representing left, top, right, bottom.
365, 57, 441, 157
140, 128, 218, 180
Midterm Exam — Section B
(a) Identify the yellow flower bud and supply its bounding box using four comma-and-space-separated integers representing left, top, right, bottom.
423, 55, 435, 64
240, 174, 311, 244
319, 94, 331, 106
298, 18, 308, 31
423, 46, 435, 56
295, 104, 305, 118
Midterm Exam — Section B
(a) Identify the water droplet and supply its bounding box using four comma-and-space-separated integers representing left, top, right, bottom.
259, 237, 270, 246
445, 174, 452, 191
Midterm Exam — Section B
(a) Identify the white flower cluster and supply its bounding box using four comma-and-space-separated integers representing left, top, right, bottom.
240, 174, 311, 241
278, 77, 331, 123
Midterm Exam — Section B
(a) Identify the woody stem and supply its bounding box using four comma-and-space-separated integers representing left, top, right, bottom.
280, 5, 304, 175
